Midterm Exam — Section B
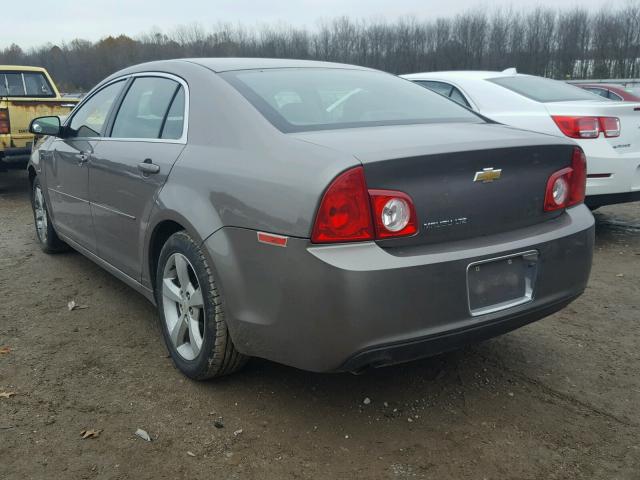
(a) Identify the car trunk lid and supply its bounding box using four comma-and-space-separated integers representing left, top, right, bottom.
293, 122, 577, 247
545, 101, 640, 154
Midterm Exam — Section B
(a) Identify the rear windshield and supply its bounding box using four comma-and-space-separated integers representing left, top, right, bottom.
0, 71, 55, 97
489, 75, 606, 103
222, 68, 483, 132
627, 86, 640, 97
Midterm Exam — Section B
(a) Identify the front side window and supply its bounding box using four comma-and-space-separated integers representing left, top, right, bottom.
111, 77, 181, 139
0, 72, 55, 97
68, 80, 125, 138
222, 68, 482, 133
489, 76, 606, 103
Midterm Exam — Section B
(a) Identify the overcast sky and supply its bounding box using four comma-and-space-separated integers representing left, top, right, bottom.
2, 0, 628, 49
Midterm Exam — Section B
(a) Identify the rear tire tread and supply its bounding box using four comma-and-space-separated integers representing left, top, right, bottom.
157, 231, 247, 380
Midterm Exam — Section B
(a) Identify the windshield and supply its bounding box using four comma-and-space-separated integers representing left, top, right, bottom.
489, 75, 607, 103
0, 71, 55, 97
222, 68, 483, 132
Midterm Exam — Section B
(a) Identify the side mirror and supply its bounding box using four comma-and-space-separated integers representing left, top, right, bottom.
29, 116, 62, 137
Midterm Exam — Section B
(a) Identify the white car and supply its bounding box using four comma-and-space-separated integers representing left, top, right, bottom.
402, 69, 640, 208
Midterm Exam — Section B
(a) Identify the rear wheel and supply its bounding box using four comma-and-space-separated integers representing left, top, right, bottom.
156, 231, 247, 380
31, 176, 68, 253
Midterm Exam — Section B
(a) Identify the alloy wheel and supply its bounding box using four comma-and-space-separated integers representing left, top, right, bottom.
33, 185, 48, 243
162, 253, 205, 361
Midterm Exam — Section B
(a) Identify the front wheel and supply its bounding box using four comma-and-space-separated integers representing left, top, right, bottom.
31, 176, 68, 253
156, 231, 247, 380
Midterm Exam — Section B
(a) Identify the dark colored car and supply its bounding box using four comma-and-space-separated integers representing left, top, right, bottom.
27, 59, 594, 380
577, 83, 640, 102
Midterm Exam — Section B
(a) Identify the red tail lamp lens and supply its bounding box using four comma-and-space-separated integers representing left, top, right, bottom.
544, 147, 587, 211
369, 190, 417, 239
311, 166, 374, 243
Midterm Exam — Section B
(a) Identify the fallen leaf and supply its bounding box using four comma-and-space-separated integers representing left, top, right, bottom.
616, 273, 625, 278
233, 429, 243, 436
187, 451, 196, 457
67, 300, 88, 311
80, 429, 101, 439
135, 428, 151, 442
0, 392, 16, 399
0, 347, 11, 355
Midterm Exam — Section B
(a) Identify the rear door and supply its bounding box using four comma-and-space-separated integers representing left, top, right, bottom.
44, 80, 126, 251
89, 74, 187, 280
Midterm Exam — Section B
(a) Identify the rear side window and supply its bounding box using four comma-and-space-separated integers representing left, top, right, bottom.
222, 68, 482, 133
111, 77, 181, 139
415, 80, 452, 97
0, 71, 54, 97
449, 87, 471, 107
415, 80, 471, 108
489, 76, 606, 103
584, 87, 609, 99
161, 87, 185, 140
607, 91, 623, 101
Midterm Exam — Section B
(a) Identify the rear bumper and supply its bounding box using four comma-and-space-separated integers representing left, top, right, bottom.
582, 148, 640, 201
1, 134, 33, 169
341, 294, 578, 372
204, 205, 595, 372
0, 150, 30, 170
585, 190, 640, 208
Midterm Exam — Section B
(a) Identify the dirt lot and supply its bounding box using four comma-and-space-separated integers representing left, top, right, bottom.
0, 169, 639, 480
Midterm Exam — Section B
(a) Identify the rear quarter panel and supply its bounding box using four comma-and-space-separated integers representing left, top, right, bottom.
143, 62, 358, 287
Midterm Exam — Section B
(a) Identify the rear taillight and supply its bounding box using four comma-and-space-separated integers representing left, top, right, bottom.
311, 166, 418, 243
544, 147, 587, 211
599, 117, 620, 137
369, 190, 417, 239
311, 167, 374, 243
551, 115, 620, 139
0, 109, 9, 135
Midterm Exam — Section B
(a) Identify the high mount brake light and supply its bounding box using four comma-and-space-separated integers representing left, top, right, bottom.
551, 115, 620, 139
544, 147, 587, 211
311, 167, 418, 243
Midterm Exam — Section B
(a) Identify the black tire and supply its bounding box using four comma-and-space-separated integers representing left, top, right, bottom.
31, 176, 68, 253
156, 231, 247, 380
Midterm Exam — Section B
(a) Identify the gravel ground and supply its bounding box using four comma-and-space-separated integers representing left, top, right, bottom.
1, 169, 639, 479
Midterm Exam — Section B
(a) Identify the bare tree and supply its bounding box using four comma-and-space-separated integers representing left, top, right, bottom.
2, 3, 639, 91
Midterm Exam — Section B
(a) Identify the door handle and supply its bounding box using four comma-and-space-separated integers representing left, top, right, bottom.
137, 159, 160, 175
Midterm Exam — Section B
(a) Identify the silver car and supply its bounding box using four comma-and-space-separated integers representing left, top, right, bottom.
27, 59, 594, 379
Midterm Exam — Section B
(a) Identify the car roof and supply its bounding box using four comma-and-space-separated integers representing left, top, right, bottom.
402, 70, 514, 81
179, 57, 374, 73
579, 83, 628, 90
0, 65, 47, 73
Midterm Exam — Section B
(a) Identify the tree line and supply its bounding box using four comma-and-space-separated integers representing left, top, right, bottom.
2, 3, 639, 92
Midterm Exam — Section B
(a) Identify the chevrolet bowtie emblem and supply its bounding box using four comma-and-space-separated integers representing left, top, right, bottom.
473, 167, 502, 183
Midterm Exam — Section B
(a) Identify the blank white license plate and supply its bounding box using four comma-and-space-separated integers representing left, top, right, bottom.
467, 251, 538, 316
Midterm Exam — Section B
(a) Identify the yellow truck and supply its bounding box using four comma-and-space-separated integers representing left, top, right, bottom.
0, 65, 79, 171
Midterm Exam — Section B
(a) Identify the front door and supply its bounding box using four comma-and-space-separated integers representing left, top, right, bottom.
89, 76, 186, 280
44, 80, 126, 251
